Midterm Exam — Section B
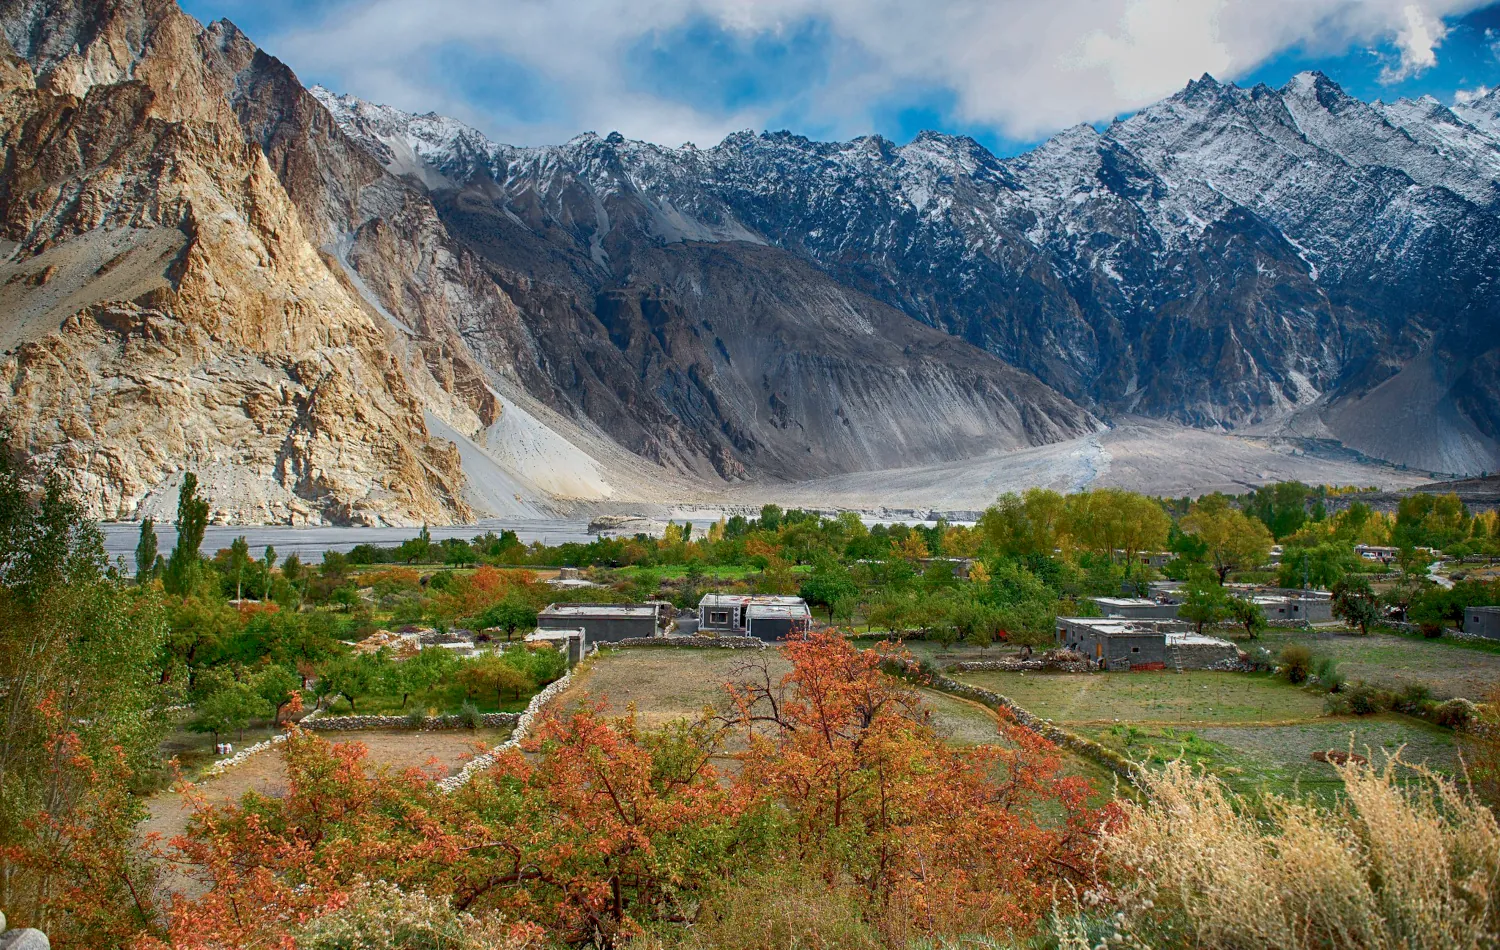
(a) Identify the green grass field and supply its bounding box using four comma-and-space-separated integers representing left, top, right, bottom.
1244, 629, 1500, 701
952, 667, 1462, 799
954, 670, 1327, 725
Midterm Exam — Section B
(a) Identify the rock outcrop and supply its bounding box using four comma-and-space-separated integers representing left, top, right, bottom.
0, 0, 486, 523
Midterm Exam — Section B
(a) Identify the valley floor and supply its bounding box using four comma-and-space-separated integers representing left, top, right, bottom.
714, 418, 1431, 513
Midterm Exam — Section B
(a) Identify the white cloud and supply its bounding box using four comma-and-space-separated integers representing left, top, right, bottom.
1455, 84, 1493, 104
262, 0, 1491, 147
1379, 3, 1449, 83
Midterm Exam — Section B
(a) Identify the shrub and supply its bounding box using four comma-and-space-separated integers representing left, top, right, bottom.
404, 707, 428, 730
1436, 698, 1478, 730
686, 863, 882, 950
458, 701, 482, 729
1420, 622, 1444, 639
1314, 656, 1344, 693
1346, 681, 1387, 716
1279, 645, 1313, 684
292, 880, 526, 950
1398, 682, 1433, 712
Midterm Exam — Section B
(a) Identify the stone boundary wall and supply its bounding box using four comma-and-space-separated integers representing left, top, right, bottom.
947, 657, 1092, 674
437, 662, 582, 793
201, 707, 324, 778
1266, 619, 1313, 629
610, 636, 767, 650
303, 712, 521, 731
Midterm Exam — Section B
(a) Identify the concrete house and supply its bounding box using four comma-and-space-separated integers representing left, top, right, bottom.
1466, 606, 1500, 640
525, 627, 587, 665
1243, 588, 1333, 624
698, 594, 812, 641
1056, 617, 1239, 671
1089, 596, 1181, 620
537, 603, 663, 643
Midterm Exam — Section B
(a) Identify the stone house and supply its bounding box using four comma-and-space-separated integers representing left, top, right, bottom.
1467, 606, 1500, 639
537, 603, 663, 643
698, 593, 812, 641
1055, 617, 1239, 671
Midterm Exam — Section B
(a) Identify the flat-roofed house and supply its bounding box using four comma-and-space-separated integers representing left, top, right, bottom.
537, 603, 662, 643
525, 627, 587, 665
698, 594, 812, 641
1089, 596, 1181, 620
1244, 589, 1333, 624
1055, 617, 1238, 671
1467, 606, 1500, 639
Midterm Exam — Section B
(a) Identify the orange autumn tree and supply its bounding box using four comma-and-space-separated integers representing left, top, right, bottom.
153, 710, 755, 950
726, 632, 1119, 943
455, 706, 754, 947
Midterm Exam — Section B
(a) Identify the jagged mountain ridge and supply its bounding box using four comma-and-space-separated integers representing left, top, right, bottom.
318, 73, 1500, 476
0, 0, 1101, 523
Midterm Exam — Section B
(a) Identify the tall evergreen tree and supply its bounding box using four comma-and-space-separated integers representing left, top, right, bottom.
164, 473, 209, 595
134, 517, 158, 583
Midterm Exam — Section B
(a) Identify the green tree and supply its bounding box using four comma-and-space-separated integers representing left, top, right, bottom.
251, 666, 302, 724
799, 561, 859, 621
459, 653, 534, 703
317, 655, 382, 713
476, 596, 539, 641
1227, 597, 1267, 639
758, 504, 783, 532
1179, 571, 1232, 634
0, 456, 170, 933
191, 678, 264, 744
399, 526, 433, 564
225, 535, 252, 601
1332, 575, 1381, 635
980, 489, 1070, 557
1181, 498, 1274, 584
134, 517, 158, 583
164, 473, 209, 595
1277, 542, 1359, 590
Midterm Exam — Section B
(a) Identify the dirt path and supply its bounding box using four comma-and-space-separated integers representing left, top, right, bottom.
142, 729, 509, 897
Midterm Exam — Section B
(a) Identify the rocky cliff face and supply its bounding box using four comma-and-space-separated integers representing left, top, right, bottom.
0, 0, 506, 524
320, 73, 1500, 476
0, 0, 1102, 523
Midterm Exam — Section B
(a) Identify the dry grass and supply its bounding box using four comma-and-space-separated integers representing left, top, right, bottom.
557, 648, 792, 729
1104, 756, 1500, 949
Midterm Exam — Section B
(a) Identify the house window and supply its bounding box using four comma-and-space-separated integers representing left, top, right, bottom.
1131, 646, 1140, 654
709, 611, 730, 625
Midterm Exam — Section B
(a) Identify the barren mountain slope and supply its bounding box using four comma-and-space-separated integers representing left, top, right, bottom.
0, 0, 493, 523
322, 74, 1500, 476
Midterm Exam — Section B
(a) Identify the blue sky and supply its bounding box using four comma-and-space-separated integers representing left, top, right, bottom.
181, 0, 1500, 155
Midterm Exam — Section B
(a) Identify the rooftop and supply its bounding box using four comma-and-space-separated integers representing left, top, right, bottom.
540, 603, 659, 618
747, 603, 812, 619
527, 628, 585, 641
1058, 617, 1186, 637
699, 593, 808, 608
1166, 632, 1237, 647
1091, 597, 1161, 607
